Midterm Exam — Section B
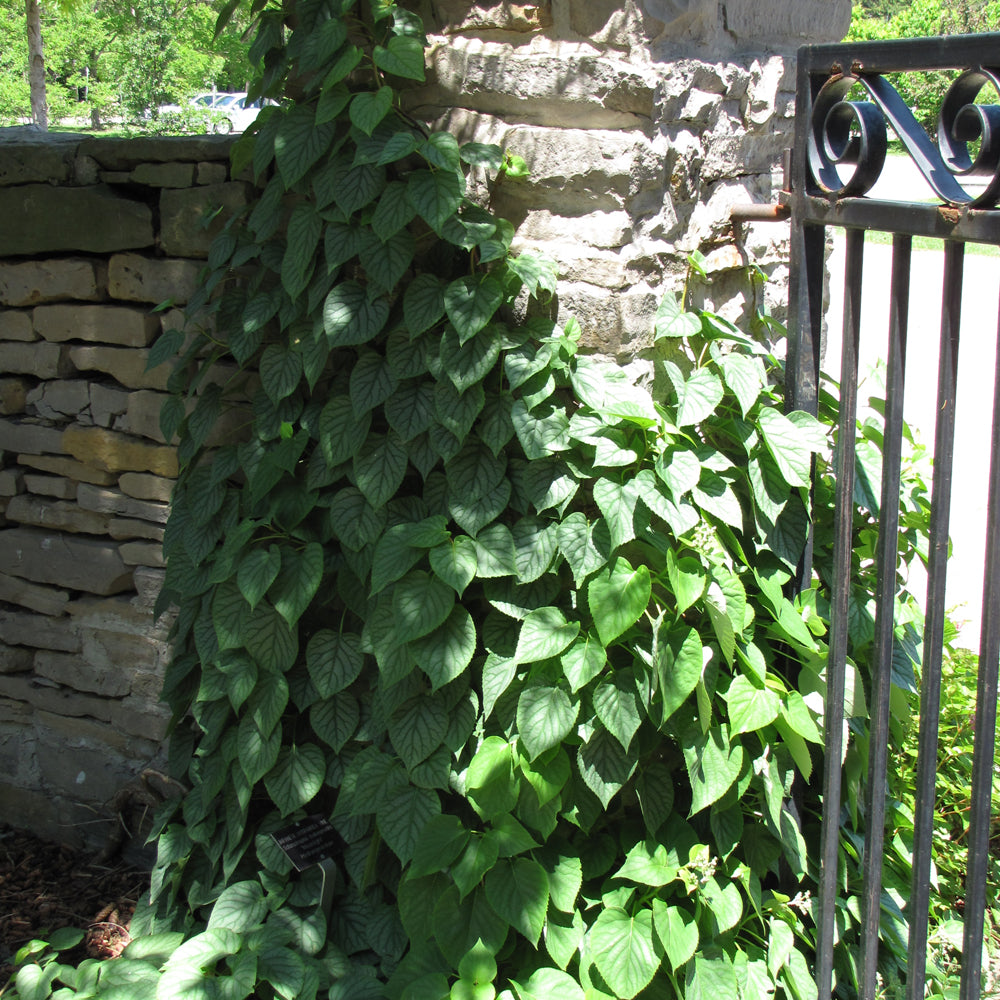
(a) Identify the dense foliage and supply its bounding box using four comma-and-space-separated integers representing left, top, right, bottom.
2, 2, 970, 999
0, 0, 254, 126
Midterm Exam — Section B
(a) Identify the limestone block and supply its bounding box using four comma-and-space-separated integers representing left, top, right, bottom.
0, 341, 73, 378
117, 390, 173, 443
69, 594, 170, 639
5, 494, 111, 535
89, 384, 131, 427
0, 570, 70, 616
567, 0, 665, 48
0, 642, 33, 674
111, 696, 170, 740
423, 43, 656, 128
132, 567, 165, 609
34, 303, 160, 348
78, 483, 170, 523
68, 344, 170, 391
78, 134, 233, 171
0, 310, 36, 342
196, 162, 228, 185
63, 426, 178, 477
16, 455, 117, 486
0, 184, 154, 256
108, 517, 166, 542
0, 259, 106, 307
0, 674, 114, 722
159, 182, 251, 258
515, 209, 632, 250
0, 378, 28, 416
0, 607, 81, 651
118, 472, 174, 503
130, 162, 195, 187
0, 785, 87, 852
108, 253, 203, 306
430, 0, 552, 33
34, 734, 135, 804
0, 528, 132, 596
74, 155, 100, 185
119, 541, 165, 567
0, 468, 23, 496
0, 128, 81, 185
26, 380, 91, 420
79, 626, 162, 678
0, 418, 66, 456
23, 475, 75, 499
721, 0, 851, 43
35, 648, 131, 698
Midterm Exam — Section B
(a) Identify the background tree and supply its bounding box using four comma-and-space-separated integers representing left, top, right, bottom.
25, 0, 45, 127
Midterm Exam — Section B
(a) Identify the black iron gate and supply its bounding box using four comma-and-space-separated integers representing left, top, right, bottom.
784, 32, 1000, 1000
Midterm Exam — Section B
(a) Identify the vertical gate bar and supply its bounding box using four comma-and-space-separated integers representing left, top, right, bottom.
816, 226, 865, 1000
959, 282, 1000, 1000
859, 235, 911, 1000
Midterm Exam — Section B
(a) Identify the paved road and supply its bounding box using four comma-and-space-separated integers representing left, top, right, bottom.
825, 155, 999, 648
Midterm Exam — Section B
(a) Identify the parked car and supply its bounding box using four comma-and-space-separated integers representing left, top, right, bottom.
210, 92, 270, 134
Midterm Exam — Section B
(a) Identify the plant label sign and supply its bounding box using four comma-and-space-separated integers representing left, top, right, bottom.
271, 815, 338, 872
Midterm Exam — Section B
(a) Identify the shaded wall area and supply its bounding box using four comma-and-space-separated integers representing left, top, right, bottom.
0, 131, 247, 852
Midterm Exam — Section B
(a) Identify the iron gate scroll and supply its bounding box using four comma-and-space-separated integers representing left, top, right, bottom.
784, 33, 1000, 1000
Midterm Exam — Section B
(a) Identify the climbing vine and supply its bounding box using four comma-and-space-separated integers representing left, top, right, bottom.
4, 2, 937, 999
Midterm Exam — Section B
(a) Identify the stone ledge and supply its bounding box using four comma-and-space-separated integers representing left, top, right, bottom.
0, 528, 132, 596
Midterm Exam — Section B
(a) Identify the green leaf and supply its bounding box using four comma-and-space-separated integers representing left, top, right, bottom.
307, 630, 364, 698
328, 485, 385, 551
410, 813, 470, 878
411, 605, 476, 690
578, 728, 635, 809
311, 694, 359, 753
350, 349, 399, 417
408, 169, 464, 231
245, 602, 298, 672
515, 606, 579, 664
636, 759, 674, 835
264, 743, 327, 816
324, 281, 390, 347
275, 105, 337, 187
404, 274, 446, 335
656, 626, 702, 722
386, 380, 435, 441
614, 840, 677, 887
394, 571, 455, 642
429, 536, 478, 596
372, 181, 418, 239
422, 133, 462, 172
587, 558, 650, 647
512, 968, 585, 1000
654, 291, 701, 340
379, 785, 441, 864
686, 953, 740, 1000
271, 542, 323, 626
390, 695, 449, 770
593, 673, 643, 751
324, 222, 362, 269
208, 881, 267, 933
592, 478, 638, 550
444, 275, 504, 344
511, 517, 557, 583
374, 34, 426, 80
683, 726, 744, 815
361, 229, 414, 295
517, 686, 579, 761
354, 431, 408, 508
237, 546, 281, 610
281, 202, 322, 299
557, 514, 610, 587
560, 633, 607, 692
238, 717, 281, 784
677, 369, 724, 426
757, 408, 812, 488
484, 858, 548, 946
449, 476, 510, 536
350, 86, 394, 135
452, 834, 500, 900
652, 900, 699, 972
725, 674, 780, 734
589, 907, 661, 1000
442, 326, 502, 395
719, 353, 763, 417
665, 549, 707, 614
511, 400, 570, 459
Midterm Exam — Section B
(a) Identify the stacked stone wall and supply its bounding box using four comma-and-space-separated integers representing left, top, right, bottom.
0, 130, 247, 852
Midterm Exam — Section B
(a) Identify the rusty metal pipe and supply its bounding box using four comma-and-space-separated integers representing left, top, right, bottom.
730, 202, 791, 223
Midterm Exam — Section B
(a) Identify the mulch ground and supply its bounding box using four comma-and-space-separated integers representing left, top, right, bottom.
0, 825, 149, 990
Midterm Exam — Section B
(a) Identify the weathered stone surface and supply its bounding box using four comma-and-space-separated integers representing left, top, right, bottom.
130, 162, 195, 187
78, 483, 170, 523
430, 0, 553, 33
0, 128, 81, 185
108, 517, 165, 541
0, 527, 132, 595
5, 494, 111, 535
118, 472, 174, 503
159, 182, 251, 258
0, 607, 81, 651
0, 184, 154, 256
34, 733, 134, 804
69, 594, 168, 638
0, 468, 23, 496
196, 161, 227, 185
0, 378, 28, 416
0, 259, 106, 307
119, 541, 165, 567
516, 209, 632, 250
0, 310, 35, 342
0, 418, 66, 456
26, 380, 90, 420
78, 134, 232, 170
79, 626, 162, 678
35, 649, 131, 697
16, 454, 117, 486
108, 253, 202, 305
111, 696, 170, 740
89, 384, 131, 427
63, 426, 178, 477
722, 0, 851, 43
34, 303, 160, 347
0, 642, 33, 674
117, 387, 248, 445
132, 567, 165, 609
0, 674, 114, 722
0, 570, 70, 616
0, 341, 74, 378
23, 474, 75, 499
68, 344, 170, 390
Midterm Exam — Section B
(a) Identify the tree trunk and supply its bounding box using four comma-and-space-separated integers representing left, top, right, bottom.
25, 0, 47, 130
